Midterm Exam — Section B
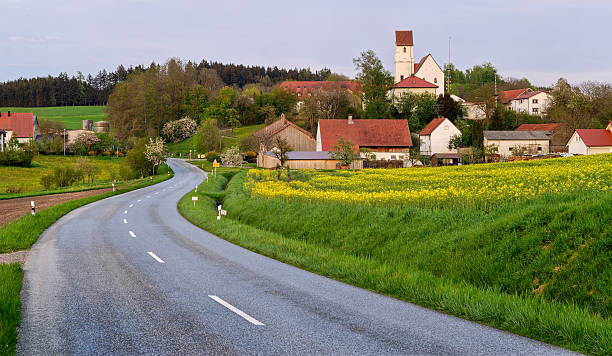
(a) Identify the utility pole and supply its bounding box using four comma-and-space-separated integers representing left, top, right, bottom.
447, 36, 451, 94
494, 76, 498, 108
63, 128, 66, 155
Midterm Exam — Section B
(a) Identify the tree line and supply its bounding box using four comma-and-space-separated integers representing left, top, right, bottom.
0, 60, 335, 107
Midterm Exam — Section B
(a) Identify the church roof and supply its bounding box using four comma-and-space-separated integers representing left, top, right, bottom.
393, 76, 437, 88
395, 31, 413, 46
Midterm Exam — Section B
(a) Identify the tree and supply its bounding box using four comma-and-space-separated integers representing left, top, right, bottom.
272, 136, 293, 168
144, 137, 167, 175
437, 94, 461, 122
353, 50, 394, 118
220, 146, 243, 167
76, 158, 100, 183
194, 119, 223, 153
330, 138, 359, 166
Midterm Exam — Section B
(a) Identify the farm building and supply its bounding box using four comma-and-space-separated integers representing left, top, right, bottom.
567, 122, 612, 155
419, 117, 461, 156
515, 123, 570, 152
253, 115, 316, 152
431, 153, 461, 166
258, 151, 362, 169
483, 130, 551, 158
316, 117, 412, 161
0, 111, 38, 144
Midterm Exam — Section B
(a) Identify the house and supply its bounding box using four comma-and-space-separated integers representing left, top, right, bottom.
431, 153, 461, 167
451, 95, 486, 120
499, 88, 552, 116
258, 151, 362, 169
316, 116, 412, 161
419, 117, 461, 156
0, 111, 38, 144
483, 130, 551, 158
253, 115, 316, 152
515, 123, 570, 152
390, 76, 438, 99
279, 80, 362, 111
394, 30, 445, 96
566, 122, 612, 155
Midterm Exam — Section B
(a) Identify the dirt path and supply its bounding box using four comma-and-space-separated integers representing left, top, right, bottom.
0, 187, 121, 227
0, 250, 28, 264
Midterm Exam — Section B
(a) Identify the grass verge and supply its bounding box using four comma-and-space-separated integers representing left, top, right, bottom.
178, 171, 612, 356
0, 264, 22, 355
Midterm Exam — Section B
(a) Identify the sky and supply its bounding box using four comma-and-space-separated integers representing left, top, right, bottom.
1, 0, 611, 86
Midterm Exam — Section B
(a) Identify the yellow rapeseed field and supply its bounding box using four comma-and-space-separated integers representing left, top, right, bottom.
246, 154, 612, 209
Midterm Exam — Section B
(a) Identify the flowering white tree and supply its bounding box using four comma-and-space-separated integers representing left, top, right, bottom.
144, 137, 167, 175
162, 116, 198, 143
220, 146, 243, 167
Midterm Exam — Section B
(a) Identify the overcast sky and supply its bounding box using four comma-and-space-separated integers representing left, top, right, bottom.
2, 0, 611, 86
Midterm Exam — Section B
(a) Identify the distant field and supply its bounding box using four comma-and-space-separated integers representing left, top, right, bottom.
0, 155, 123, 196
0, 106, 107, 130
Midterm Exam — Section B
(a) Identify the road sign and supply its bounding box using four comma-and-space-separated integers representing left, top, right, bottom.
220, 210, 227, 216
212, 159, 220, 168
192, 196, 198, 201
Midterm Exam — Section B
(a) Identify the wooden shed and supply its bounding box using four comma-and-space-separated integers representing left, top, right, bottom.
254, 116, 316, 152
258, 151, 362, 169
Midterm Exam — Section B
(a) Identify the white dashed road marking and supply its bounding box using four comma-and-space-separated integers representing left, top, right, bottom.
124, 210, 128, 214
123, 219, 128, 224
147, 252, 165, 263
129, 231, 136, 238
208, 295, 265, 326
129, 204, 133, 208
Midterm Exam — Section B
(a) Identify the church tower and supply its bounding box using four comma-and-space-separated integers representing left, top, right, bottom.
394, 30, 414, 83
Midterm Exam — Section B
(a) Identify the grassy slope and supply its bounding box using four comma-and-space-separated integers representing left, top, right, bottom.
167, 124, 264, 154
0, 106, 106, 130
0, 167, 173, 355
178, 171, 612, 356
0, 155, 125, 196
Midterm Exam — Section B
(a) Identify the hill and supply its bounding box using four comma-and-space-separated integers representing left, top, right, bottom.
0, 106, 106, 130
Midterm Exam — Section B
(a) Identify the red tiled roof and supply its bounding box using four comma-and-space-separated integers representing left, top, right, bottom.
576, 129, 612, 147
318, 119, 412, 152
279, 81, 362, 97
419, 117, 448, 135
395, 31, 413, 46
515, 123, 562, 132
414, 55, 428, 73
0, 112, 34, 138
515, 90, 544, 100
500, 88, 530, 103
394, 76, 437, 88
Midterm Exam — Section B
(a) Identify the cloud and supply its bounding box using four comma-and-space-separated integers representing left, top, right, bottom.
8, 35, 60, 44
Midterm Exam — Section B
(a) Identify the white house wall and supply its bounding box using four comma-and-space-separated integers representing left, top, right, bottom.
414, 55, 445, 96
567, 132, 588, 155
484, 138, 550, 157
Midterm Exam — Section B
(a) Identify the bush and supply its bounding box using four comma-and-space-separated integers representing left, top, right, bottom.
239, 135, 261, 152
126, 139, 153, 178
52, 166, 81, 187
5, 186, 23, 194
70, 132, 100, 155
119, 165, 137, 180
0, 149, 34, 167
40, 175, 54, 190
206, 151, 220, 163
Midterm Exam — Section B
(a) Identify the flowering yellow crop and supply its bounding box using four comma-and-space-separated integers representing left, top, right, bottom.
245, 154, 612, 209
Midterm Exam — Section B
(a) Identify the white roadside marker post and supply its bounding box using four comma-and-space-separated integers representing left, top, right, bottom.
195, 185, 198, 192
112, 183, 115, 192
217, 204, 227, 220
30, 201, 35, 216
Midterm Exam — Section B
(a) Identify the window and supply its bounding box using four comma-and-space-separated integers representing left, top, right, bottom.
444, 125, 449, 130
520, 99, 523, 104
399, 155, 405, 160
537, 146, 542, 151
509, 147, 513, 151
532, 99, 538, 104
576, 136, 580, 142
400, 75, 404, 81
532, 108, 539, 113
391, 155, 396, 160
297, 92, 302, 97
434, 78, 437, 83
403, 47, 406, 53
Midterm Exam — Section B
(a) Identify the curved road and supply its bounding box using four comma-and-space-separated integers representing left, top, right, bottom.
19, 159, 576, 355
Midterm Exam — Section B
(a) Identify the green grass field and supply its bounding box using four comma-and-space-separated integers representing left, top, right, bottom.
0, 106, 106, 130
178, 157, 612, 355
167, 124, 264, 154
0, 155, 125, 196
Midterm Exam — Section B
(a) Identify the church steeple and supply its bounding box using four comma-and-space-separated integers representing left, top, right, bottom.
394, 30, 414, 83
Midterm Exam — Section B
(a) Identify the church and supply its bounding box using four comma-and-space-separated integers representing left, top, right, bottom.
391, 30, 445, 97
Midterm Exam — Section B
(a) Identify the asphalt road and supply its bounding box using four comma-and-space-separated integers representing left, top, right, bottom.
18, 159, 577, 355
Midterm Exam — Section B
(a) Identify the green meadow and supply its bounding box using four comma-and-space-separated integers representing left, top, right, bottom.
0, 106, 106, 129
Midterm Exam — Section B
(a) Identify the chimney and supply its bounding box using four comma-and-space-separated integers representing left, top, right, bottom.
348, 115, 353, 124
